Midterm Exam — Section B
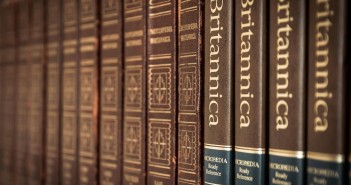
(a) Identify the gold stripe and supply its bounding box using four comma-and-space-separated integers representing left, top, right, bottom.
235, 146, 265, 154
101, 162, 117, 168
125, 15, 142, 22
205, 181, 222, 185
205, 145, 233, 151
123, 166, 142, 172
149, 118, 171, 122
269, 148, 304, 159
149, 164, 170, 169
307, 151, 344, 163
126, 56, 142, 62
149, 11, 171, 18
149, 2, 171, 9
103, 19, 119, 26
148, 171, 170, 178
123, 159, 141, 165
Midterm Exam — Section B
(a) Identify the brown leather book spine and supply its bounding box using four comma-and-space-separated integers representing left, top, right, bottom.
234, 0, 267, 184
99, 0, 123, 184
61, 0, 80, 184
307, 0, 347, 184
269, 0, 306, 184
203, 0, 234, 184
177, 0, 203, 184
122, 0, 147, 184
78, 0, 99, 184
15, 1, 30, 184
0, 2, 17, 185
45, 0, 62, 184
27, 0, 46, 184
147, 0, 178, 184
0, 9, 3, 181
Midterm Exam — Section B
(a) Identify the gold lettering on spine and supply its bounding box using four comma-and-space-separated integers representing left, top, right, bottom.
239, 0, 254, 128
275, 0, 293, 130
208, 0, 223, 127
313, 0, 333, 132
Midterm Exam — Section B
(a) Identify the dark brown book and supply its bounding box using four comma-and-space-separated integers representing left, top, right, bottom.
146, 0, 178, 184
0, 2, 17, 185
45, 0, 62, 184
122, 0, 147, 184
177, 0, 203, 184
27, 0, 46, 184
15, 0, 30, 184
0, 8, 4, 181
268, 0, 306, 184
61, 0, 80, 184
203, 0, 234, 184
234, 0, 267, 184
307, 0, 347, 184
78, 0, 99, 184
99, 0, 123, 184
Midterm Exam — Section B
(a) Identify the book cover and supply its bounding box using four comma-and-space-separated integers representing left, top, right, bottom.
78, 0, 99, 184
0, 3, 17, 184
27, 0, 46, 184
203, 0, 234, 184
234, 0, 267, 184
307, 0, 347, 184
146, 0, 178, 184
268, 0, 306, 184
45, 0, 62, 184
15, 0, 30, 183
122, 0, 147, 184
99, 0, 123, 184
177, 0, 203, 184
61, 0, 80, 184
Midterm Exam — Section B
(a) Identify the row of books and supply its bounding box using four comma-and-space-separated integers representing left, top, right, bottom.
0, 0, 350, 185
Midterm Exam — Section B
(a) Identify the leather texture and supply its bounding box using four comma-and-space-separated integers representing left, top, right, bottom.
61, 0, 80, 184
99, 0, 123, 184
122, 0, 147, 184
177, 0, 203, 184
147, 0, 178, 184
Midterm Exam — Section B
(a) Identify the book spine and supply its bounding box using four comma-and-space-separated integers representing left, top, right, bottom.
0, 7, 3, 180
146, 0, 178, 184
0, 3, 17, 184
203, 0, 234, 184
234, 0, 267, 184
99, 0, 123, 184
268, 0, 306, 184
78, 0, 99, 184
15, 1, 30, 184
307, 0, 347, 184
122, 0, 147, 184
28, 0, 46, 184
45, 0, 62, 184
61, 0, 79, 184
177, 0, 203, 184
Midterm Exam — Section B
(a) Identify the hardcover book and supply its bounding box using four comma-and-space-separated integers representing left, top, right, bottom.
99, 0, 123, 184
61, 0, 80, 184
15, 1, 30, 183
204, 0, 234, 184
78, 0, 99, 184
268, 0, 306, 184
45, 0, 62, 184
178, 0, 203, 184
307, 0, 347, 184
146, 0, 178, 184
234, 0, 267, 184
122, 0, 147, 184
27, 0, 46, 183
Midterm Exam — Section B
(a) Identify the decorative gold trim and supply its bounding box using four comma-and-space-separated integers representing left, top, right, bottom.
269, 148, 304, 159
235, 146, 265, 155
307, 151, 344, 163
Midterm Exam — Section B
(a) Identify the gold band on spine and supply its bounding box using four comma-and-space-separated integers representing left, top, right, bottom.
307, 151, 344, 163
269, 148, 304, 159
235, 146, 265, 155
